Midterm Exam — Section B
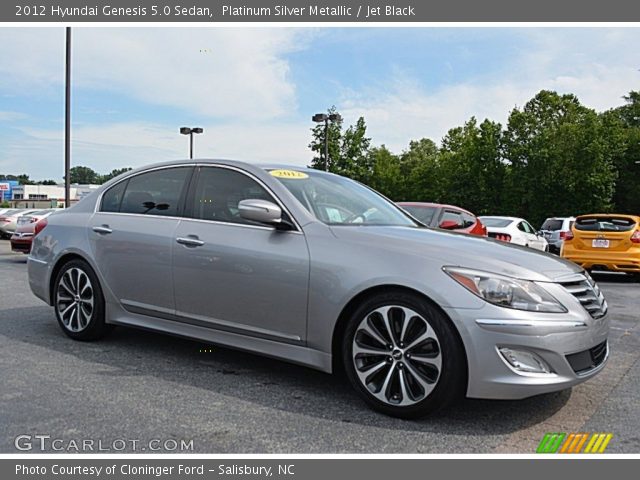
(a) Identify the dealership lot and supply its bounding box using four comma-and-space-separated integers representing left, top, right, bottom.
1, 240, 638, 453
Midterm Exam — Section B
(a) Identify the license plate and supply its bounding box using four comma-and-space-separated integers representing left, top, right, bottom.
592, 239, 610, 248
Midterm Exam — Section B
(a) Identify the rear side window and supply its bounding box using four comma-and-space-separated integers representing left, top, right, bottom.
541, 219, 563, 231
575, 217, 636, 232
101, 181, 127, 213
402, 206, 437, 225
101, 167, 191, 217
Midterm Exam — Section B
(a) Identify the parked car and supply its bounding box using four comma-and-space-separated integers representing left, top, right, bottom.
10, 209, 57, 254
540, 217, 576, 254
561, 214, 640, 278
28, 160, 608, 418
397, 202, 487, 236
479, 216, 549, 252
0, 209, 38, 239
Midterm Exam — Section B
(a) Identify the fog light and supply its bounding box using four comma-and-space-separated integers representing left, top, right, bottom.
499, 348, 552, 374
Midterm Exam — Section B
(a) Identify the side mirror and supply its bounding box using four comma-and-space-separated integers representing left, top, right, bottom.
439, 219, 462, 230
239, 199, 282, 225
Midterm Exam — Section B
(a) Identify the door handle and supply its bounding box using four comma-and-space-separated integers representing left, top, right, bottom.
176, 236, 204, 247
92, 225, 112, 234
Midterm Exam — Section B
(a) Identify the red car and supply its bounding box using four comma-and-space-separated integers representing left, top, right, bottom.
397, 202, 487, 236
10, 210, 54, 254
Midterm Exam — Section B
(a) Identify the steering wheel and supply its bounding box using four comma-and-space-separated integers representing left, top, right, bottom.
344, 213, 366, 224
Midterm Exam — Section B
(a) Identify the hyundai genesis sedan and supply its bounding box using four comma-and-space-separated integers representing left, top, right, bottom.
27, 160, 609, 418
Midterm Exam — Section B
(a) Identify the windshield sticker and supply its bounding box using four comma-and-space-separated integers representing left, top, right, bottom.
269, 169, 309, 179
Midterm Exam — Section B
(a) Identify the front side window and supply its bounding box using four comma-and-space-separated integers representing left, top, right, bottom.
101, 167, 190, 217
188, 167, 282, 226
461, 212, 476, 228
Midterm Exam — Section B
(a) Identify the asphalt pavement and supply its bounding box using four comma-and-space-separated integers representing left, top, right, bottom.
1, 241, 638, 453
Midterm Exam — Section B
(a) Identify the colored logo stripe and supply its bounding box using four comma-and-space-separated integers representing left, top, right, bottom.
537, 433, 613, 453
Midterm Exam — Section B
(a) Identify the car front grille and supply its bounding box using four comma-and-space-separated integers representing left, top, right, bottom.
566, 340, 608, 374
558, 273, 607, 319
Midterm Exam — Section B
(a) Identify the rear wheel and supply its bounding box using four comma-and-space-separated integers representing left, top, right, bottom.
342, 291, 466, 418
53, 259, 111, 341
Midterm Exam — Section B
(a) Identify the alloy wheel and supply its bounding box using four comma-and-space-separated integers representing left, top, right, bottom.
56, 267, 94, 332
351, 305, 442, 406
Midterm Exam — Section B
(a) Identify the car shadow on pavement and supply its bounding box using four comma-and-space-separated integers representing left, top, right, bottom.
1, 305, 570, 435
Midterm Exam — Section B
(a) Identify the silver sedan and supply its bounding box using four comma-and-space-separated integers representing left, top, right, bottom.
27, 160, 609, 418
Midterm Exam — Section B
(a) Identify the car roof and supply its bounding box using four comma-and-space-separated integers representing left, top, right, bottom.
100, 159, 331, 188
478, 216, 523, 222
576, 213, 640, 221
397, 202, 475, 216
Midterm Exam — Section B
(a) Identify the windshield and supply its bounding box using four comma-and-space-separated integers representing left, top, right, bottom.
541, 219, 563, 231
479, 217, 513, 228
267, 169, 418, 227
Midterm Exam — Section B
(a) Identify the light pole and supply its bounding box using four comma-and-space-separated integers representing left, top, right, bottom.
312, 113, 341, 171
64, 27, 71, 208
180, 127, 204, 159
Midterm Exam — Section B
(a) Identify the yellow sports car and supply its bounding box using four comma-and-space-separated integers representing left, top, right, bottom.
561, 214, 640, 277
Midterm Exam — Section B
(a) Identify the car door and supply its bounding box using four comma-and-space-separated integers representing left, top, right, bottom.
518, 220, 542, 250
89, 166, 192, 314
171, 165, 310, 344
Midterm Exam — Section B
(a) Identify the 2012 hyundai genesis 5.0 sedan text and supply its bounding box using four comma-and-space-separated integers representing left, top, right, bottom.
27, 160, 609, 418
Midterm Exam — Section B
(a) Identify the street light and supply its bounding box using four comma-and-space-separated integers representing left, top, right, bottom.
180, 127, 204, 159
312, 113, 342, 171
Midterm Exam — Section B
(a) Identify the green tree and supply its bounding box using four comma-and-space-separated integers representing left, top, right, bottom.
100, 167, 133, 184
399, 138, 441, 202
503, 90, 618, 226
308, 107, 372, 182
38, 180, 58, 185
336, 116, 372, 182
69, 166, 100, 184
603, 91, 640, 214
438, 118, 505, 215
367, 146, 403, 199
309, 106, 343, 172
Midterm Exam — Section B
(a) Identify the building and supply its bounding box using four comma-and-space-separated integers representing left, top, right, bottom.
0, 180, 19, 204
10, 184, 101, 208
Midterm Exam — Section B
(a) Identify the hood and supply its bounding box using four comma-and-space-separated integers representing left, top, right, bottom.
329, 225, 582, 283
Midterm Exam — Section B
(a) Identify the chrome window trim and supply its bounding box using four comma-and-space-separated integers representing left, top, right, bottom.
93, 162, 303, 234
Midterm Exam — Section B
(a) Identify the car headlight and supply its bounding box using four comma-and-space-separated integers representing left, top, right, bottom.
443, 267, 567, 313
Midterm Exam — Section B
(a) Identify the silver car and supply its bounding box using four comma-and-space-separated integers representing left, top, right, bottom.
27, 160, 609, 418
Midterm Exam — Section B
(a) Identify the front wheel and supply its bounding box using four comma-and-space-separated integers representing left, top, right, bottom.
342, 291, 466, 418
53, 259, 111, 341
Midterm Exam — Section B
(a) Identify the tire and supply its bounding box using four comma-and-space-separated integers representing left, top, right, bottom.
342, 290, 466, 419
52, 259, 111, 341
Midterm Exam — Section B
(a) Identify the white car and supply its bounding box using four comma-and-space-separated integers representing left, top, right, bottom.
479, 216, 549, 252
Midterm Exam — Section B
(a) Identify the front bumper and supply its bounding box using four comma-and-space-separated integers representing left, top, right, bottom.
444, 301, 610, 400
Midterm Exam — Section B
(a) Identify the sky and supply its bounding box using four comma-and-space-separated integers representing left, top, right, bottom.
0, 27, 639, 181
